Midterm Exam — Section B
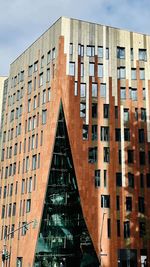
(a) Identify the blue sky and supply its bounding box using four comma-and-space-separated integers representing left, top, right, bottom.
1, 0, 150, 75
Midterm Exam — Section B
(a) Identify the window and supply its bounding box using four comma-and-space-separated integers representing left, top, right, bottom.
104, 170, 107, 187
28, 65, 32, 76
118, 150, 122, 164
117, 47, 125, 59
26, 156, 29, 172
33, 96, 37, 109
41, 55, 44, 68
124, 128, 130, 141
89, 63, 94, 76
22, 222, 27, 236
69, 62, 75, 76
128, 150, 134, 164
80, 63, 84, 77
101, 126, 109, 141
139, 151, 145, 165
74, 82, 78, 96
140, 173, 144, 188
39, 73, 43, 86
139, 129, 144, 143
42, 89, 46, 104
104, 104, 109, 118
1, 205, 5, 218
78, 44, 84, 56
140, 68, 145, 80
48, 87, 51, 101
42, 109, 47, 124
116, 173, 122, 187
120, 87, 126, 99
80, 102, 86, 118
146, 173, 150, 188
107, 218, 111, 238
130, 48, 133, 60
104, 147, 110, 162
46, 68, 50, 82
117, 220, 120, 237
128, 173, 134, 188
130, 88, 137, 101
95, 170, 100, 187
28, 177, 32, 193
92, 83, 98, 97
86, 45, 95, 57
26, 199, 31, 213
138, 197, 145, 213
28, 99, 31, 112
88, 147, 97, 163
116, 196, 120, 210
139, 49, 147, 61
20, 71, 24, 82
12, 202, 16, 216
143, 88, 146, 100
32, 116, 36, 130
69, 43, 73, 55
82, 125, 88, 140
98, 64, 103, 78
135, 108, 138, 121
115, 106, 118, 119
16, 257, 23, 267
100, 83, 106, 97
126, 197, 132, 211
101, 195, 110, 208
34, 61, 38, 72
98, 46, 103, 58
80, 83, 86, 97
92, 103, 97, 118
131, 68, 136, 80
21, 179, 25, 194
115, 128, 121, 141
92, 125, 97, 140
52, 48, 55, 59
32, 154, 37, 170
47, 50, 51, 63
117, 67, 126, 79
124, 221, 130, 238
139, 222, 146, 237
141, 108, 146, 121
106, 48, 109, 59
28, 117, 32, 131
28, 81, 32, 94
124, 108, 129, 122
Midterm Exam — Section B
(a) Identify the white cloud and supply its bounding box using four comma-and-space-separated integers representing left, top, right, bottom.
0, 0, 150, 75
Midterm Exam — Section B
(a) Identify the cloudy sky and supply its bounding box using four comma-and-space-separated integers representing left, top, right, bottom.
1, 0, 150, 76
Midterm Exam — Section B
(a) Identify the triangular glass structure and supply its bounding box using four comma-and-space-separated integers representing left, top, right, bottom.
34, 104, 99, 267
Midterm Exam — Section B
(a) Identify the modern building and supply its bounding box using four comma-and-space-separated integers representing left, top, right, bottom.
0, 17, 150, 267
0, 77, 8, 158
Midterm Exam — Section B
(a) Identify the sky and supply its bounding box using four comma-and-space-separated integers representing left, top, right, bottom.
1, 0, 150, 76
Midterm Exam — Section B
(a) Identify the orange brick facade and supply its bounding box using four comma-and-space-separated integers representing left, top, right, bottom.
0, 17, 150, 267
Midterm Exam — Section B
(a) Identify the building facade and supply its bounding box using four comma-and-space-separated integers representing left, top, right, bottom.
0, 17, 150, 267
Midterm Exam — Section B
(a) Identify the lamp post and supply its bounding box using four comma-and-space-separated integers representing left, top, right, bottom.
1, 219, 38, 267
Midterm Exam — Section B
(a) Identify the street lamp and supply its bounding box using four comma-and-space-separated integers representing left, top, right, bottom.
1, 219, 38, 267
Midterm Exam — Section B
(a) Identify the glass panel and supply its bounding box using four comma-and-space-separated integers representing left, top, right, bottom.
34, 104, 99, 267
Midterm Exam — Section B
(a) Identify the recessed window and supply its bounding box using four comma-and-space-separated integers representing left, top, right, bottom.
98, 46, 103, 58
101, 195, 110, 208
124, 128, 130, 141
139, 222, 146, 238
116, 173, 122, 187
39, 73, 43, 86
139, 151, 145, 165
146, 173, 150, 188
46, 68, 50, 82
120, 87, 126, 99
80, 83, 86, 97
117, 47, 125, 59
104, 147, 110, 162
28, 65, 33, 76
80, 63, 84, 77
126, 197, 132, 211
92, 125, 97, 140
140, 68, 145, 80
88, 147, 97, 163
115, 128, 121, 141
128, 173, 134, 188
100, 83, 106, 97
74, 82, 78, 96
117, 220, 120, 237
139, 129, 144, 143
42, 109, 47, 124
124, 221, 130, 238
69, 43, 73, 55
104, 104, 109, 118
101, 126, 109, 141
129, 88, 137, 101
131, 68, 136, 80
26, 199, 31, 213
89, 63, 94, 76
78, 44, 84, 56
82, 125, 88, 140
128, 150, 134, 164
95, 170, 100, 187
86, 45, 95, 57
138, 197, 145, 213
69, 62, 75, 76
47, 50, 51, 63
92, 83, 98, 97
92, 103, 97, 118
130, 48, 133, 60
141, 108, 146, 121
117, 67, 126, 79
98, 64, 103, 78
80, 102, 86, 118
139, 49, 147, 61
124, 109, 129, 122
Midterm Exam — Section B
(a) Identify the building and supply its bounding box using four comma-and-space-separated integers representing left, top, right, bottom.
0, 17, 150, 267
0, 77, 8, 158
